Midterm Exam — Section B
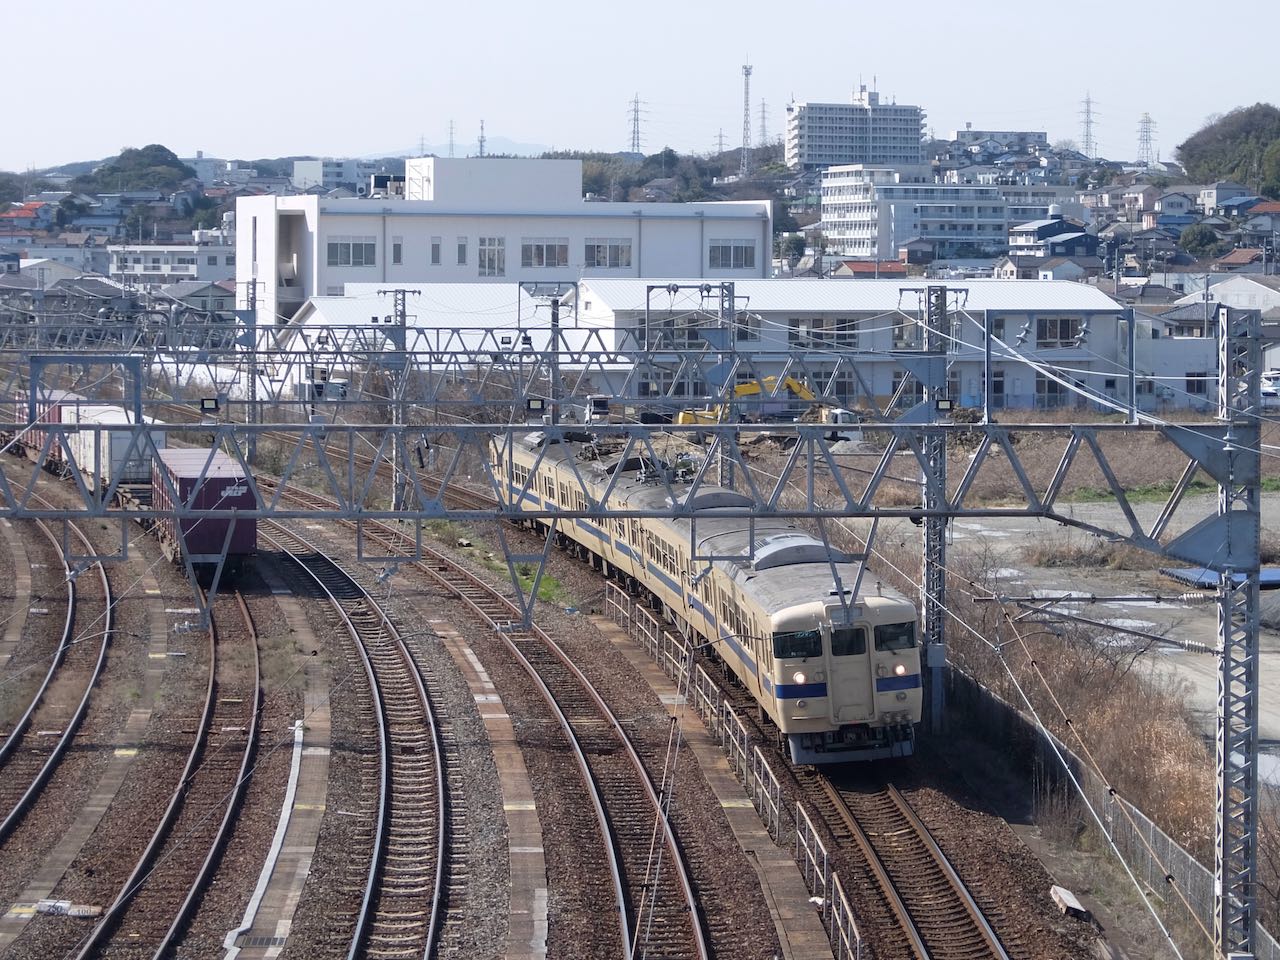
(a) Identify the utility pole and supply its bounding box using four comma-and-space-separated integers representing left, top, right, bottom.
715, 129, 727, 155
740, 63, 753, 179
478, 120, 486, 158
549, 298, 560, 426
379, 288, 418, 511
758, 99, 769, 148
718, 282, 736, 489
922, 286, 949, 733
238, 279, 260, 465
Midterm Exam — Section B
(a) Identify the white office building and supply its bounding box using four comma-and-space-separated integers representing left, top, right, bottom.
567, 278, 1162, 411
785, 86, 925, 171
237, 158, 772, 323
820, 165, 1007, 259
291, 158, 384, 192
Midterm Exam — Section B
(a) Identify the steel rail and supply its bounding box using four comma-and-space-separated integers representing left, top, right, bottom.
152, 590, 262, 959
74, 593, 220, 960
0, 518, 75, 768
0, 497, 112, 845
260, 483, 636, 957
263, 480, 708, 959
819, 778, 1010, 960
261, 524, 450, 960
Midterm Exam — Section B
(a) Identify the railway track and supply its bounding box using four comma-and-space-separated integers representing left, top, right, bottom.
75, 588, 260, 960
263, 481, 709, 959
262, 523, 455, 959
0, 502, 112, 845
807, 774, 1010, 960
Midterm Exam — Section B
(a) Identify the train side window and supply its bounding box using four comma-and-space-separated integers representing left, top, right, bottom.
831, 627, 867, 656
874, 622, 917, 651
773, 630, 821, 659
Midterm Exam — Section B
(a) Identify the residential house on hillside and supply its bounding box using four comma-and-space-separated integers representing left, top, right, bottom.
1213, 248, 1265, 272
1155, 192, 1196, 215
160, 279, 236, 318
1218, 196, 1263, 218
992, 255, 1042, 279
1037, 256, 1104, 281
1008, 214, 1097, 258
1200, 181, 1249, 213
829, 259, 908, 278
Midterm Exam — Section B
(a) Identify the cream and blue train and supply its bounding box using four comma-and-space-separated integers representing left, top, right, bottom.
492, 432, 921, 764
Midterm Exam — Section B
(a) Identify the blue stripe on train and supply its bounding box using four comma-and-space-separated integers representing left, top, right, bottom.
875, 674, 922, 692
774, 681, 829, 699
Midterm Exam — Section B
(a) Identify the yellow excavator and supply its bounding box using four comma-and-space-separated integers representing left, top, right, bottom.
676, 375, 863, 442
674, 375, 816, 425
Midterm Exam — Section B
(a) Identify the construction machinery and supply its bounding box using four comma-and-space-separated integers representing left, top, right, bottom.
676, 376, 862, 442
674, 375, 816, 425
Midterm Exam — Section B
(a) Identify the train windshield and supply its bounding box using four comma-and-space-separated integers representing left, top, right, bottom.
773, 629, 822, 659
874, 622, 917, 651
831, 627, 867, 656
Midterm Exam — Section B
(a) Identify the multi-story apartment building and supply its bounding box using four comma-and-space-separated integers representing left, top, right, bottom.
108, 240, 237, 286
820, 165, 1007, 259
785, 86, 924, 171
945, 128, 1049, 152
238, 157, 772, 323
291, 158, 383, 192
997, 184, 1086, 226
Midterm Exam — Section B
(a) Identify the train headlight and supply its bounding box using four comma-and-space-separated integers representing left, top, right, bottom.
792, 671, 807, 685
894, 662, 907, 677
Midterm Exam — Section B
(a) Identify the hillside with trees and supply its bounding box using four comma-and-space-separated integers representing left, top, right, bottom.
72, 144, 195, 192
1177, 104, 1280, 197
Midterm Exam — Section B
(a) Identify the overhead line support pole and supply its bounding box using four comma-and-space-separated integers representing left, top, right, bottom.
1214, 303, 1261, 959
923, 285, 949, 733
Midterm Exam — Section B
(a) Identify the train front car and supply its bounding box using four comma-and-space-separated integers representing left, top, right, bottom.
764, 583, 920, 765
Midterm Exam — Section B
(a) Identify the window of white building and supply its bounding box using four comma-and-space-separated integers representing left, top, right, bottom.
1036, 316, 1081, 348
709, 239, 755, 270
431, 237, 441, 266
456, 237, 467, 266
478, 237, 505, 277
327, 236, 376, 267
584, 239, 632, 269
521, 238, 568, 268
392, 236, 403, 265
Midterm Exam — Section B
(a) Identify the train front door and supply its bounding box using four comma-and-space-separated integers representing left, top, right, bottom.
825, 623, 873, 724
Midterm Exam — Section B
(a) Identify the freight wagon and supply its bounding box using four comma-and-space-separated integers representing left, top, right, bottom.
151, 448, 257, 571
63, 405, 167, 490
10, 389, 89, 469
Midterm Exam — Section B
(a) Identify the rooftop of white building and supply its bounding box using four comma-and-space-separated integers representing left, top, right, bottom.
573, 278, 1124, 314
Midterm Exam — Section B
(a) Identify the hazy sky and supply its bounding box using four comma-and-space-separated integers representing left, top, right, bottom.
4, 0, 1277, 172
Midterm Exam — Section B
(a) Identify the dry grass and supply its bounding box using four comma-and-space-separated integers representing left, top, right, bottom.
1018, 532, 1163, 571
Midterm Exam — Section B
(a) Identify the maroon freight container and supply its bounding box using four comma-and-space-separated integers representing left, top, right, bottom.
152, 448, 257, 559
17, 389, 87, 465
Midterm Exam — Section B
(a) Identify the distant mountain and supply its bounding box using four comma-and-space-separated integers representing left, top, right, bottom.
367, 136, 554, 159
